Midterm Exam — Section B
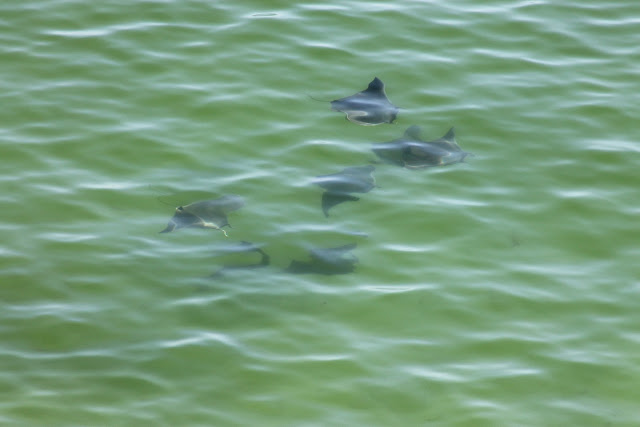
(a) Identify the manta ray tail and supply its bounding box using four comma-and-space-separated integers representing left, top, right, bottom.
307, 94, 332, 103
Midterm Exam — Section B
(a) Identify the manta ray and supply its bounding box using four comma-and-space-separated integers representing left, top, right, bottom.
209, 242, 358, 277
312, 165, 376, 217
285, 243, 358, 275
160, 194, 245, 236
209, 241, 271, 278
372, 125, 470, 169
331, 77, 399, 125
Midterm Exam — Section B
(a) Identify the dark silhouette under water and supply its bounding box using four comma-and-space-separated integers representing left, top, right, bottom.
285, 243, 358, 275
209, 241, 270, 278
312, 165, 376, 217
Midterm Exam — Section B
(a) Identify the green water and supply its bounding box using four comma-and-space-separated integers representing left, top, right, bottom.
1, 1, 639, 425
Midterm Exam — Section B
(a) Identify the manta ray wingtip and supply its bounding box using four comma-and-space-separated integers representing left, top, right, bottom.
159, 224, 175, 233
368, 77, 384, 91
443, 127, 456, 141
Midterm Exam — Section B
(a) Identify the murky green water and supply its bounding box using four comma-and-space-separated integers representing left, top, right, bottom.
2, 1, 639, 425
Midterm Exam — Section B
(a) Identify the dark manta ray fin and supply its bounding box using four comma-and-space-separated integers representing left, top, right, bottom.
365, 76, 385, 93
430, 127, 463, 152
443, 127, 455, 142
321, 192, 360, 217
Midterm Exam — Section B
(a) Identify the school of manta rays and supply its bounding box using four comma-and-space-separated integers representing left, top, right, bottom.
160, 77, 472, 277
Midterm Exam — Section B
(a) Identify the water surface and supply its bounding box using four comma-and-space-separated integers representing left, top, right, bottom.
1, 0, 639, 425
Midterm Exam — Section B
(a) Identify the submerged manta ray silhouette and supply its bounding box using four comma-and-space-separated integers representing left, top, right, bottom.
206, 242, 359, 277
209, 241, 271, 278
285, 243, 358, 275
372, 125, 471, 169
330, 77, 399, 125
312, 165, 376, 217
160, 194, 245, 236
